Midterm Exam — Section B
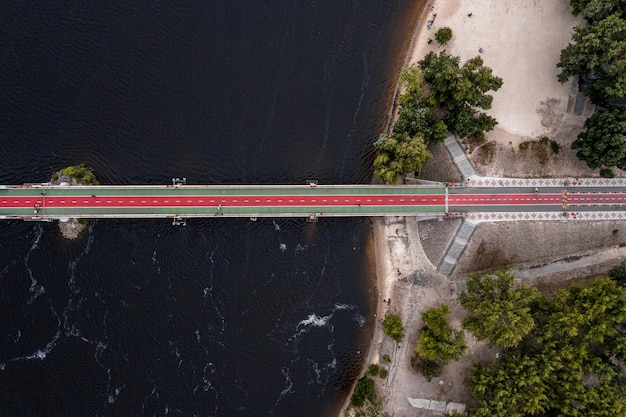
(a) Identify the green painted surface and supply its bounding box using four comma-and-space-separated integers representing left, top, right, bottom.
1, 185, 444, 197
0, 206, 445, 217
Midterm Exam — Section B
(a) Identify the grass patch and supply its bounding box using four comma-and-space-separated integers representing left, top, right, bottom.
368, 364, 380, 377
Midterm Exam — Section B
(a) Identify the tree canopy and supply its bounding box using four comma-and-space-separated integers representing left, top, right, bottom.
460, 270, 540, 348
468, 278, 626, 417
557, 13, 626, 105
570, 0, 626, 21
382, 313, 404, 344
416, 304, 466, 364
373, 132, 431, 184
435, 27, 453, 46
393, 66, 448, 143
571, 107, 626, 170
418, 51, 502, 140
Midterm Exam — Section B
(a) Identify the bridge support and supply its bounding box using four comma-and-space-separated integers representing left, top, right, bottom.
172, 217, 187, 226
172, 177, 187, 186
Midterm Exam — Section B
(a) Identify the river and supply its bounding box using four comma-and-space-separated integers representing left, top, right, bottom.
0, 1, 421, 415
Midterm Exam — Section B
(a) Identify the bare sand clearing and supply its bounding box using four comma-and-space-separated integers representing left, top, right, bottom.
409, 0, 583, 142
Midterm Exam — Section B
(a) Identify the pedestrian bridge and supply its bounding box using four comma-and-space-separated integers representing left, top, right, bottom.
2, 180, 626, 223
0, 182, 447, 221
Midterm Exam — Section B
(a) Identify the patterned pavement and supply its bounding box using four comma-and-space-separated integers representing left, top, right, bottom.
438, 134, 626, 276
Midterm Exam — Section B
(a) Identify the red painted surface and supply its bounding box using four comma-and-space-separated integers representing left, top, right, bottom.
568, 193, 626, 204
0, 194, 445, 208
447, 194, 563, 205
5, 192, 626, 210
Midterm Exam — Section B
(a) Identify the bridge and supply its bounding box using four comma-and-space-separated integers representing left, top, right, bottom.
2, 179, 626, 222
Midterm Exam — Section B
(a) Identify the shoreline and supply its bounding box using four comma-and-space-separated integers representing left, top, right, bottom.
336, 1, 435, 415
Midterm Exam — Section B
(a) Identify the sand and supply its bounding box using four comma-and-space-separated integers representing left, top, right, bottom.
408, 0, 583, 141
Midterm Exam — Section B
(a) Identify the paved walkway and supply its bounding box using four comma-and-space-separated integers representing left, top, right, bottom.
438, 134, 626, 275
438, 220, 477, 276
444, 135, 477, 179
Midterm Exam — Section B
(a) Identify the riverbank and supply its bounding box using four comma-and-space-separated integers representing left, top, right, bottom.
338, 1, 434, 415
341, 0, 592, 416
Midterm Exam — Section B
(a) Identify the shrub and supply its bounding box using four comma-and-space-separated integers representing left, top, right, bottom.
60, 163, 99, 185
383, 354, 391, 363
351, 376, 376, 407
435, 27, 453, 45
382, 314, 404, 344
519, 142, 527, 149
368, 364, 380, 377
379, 368, 388, 379
550, 140, 561, 154
600, 168, 615, 178
609, 262, 626, 286
411, 355, 442, 381
416, 305, 466, 363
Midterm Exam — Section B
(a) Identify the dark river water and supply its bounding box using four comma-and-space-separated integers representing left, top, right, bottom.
0, 2, 421, 416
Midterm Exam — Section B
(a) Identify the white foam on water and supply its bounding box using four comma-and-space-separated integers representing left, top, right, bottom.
297, 313, 331, 329
277, 367, 294, 400
25, 227, 45, 305
353, 313, 366, 327
279, 243, 287, 251
272, 221, 281, 231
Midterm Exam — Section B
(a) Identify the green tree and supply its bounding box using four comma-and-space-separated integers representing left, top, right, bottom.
471, 354, 551, 417
468, 278, 626, 417
394, 66, 448, 143
382, 313, 404, 344
571, 0, 626, 21
571, 107, 626, 170
418, 51, 502, 139
419, 52, 502, 111
557, 14, 626, 105
435, 27, 453, 45
460, 270, 540, 348
416, 305, 466, 363
373, 132, 432, 184
543, 278, 626, 345
351, 376, 377, 407
443, 105, 498, 141
394, 101, 448, 143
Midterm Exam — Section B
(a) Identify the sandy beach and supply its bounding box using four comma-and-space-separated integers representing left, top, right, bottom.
409, 0, 582, 141
342, 1, 586, 416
